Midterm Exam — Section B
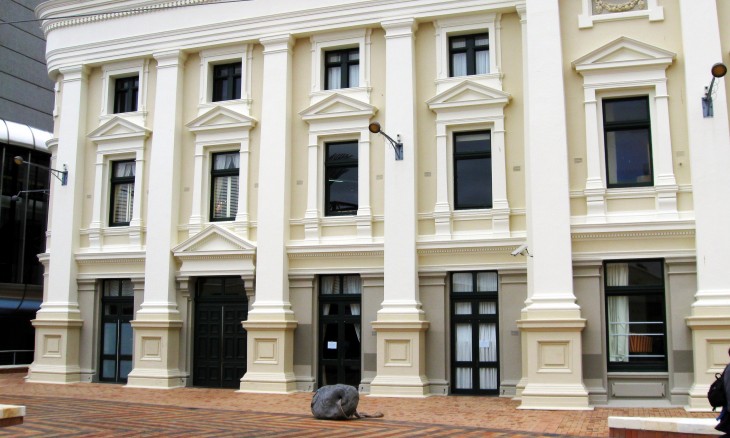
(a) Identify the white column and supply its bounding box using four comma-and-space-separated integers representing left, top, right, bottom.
582, 87, 607, 222
491, 117, 510, 236
434, 121, 451, 237
88, 153, 104, 249
240, 34, 298, 394
234, 136, 251, 237
679, 0, 730, 411
304, 133, 319, 240
127, 50, 187, 389
187, 142, 205, 235
27, 65, 88, 384
652, 81, 678, 217
356, 128, 372, 240
129, 149, 145, 247
370, 18, 429, 398
516, 0, 589, 410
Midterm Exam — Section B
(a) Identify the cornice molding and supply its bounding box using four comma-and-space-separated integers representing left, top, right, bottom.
571, 229, 694, 240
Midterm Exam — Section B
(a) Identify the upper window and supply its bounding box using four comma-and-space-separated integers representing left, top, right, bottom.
325, 141, 358, 216
603, 97, 653, 188
212, 62, 242, 102
324, 49, 359, 90
605, 260, 666, 372
454, 131, 492, 210
113, 76, 139, 114
449, 33, 489, 77
210, 152, 239, 221
109, 161, 135, 227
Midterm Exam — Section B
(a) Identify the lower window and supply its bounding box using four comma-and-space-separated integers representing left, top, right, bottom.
99, 279, 134, 383
605, 260, 667, 372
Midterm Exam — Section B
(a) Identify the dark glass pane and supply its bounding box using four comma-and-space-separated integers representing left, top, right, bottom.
455, 157, 492, 209
606, 129, 652, 186
213, 152, 239, 170
455, 132, 490, 154
200, 278, 224, 297
103, 323, 117, 355
119, 360, 133, 379
212, 175, 239, 219
326, 166, 358, 214
322, 323, 339, 359
121, 280, 134, 296
604, 98, 649, 123
451, 37, 466, 49
102, 360, 116, 379
120, 323, 133, 355
104, 280, 119, 297
113, 161, 135, 178
327, 53, 341, 63
627, 261, 663, 286
327, 142, 357, 161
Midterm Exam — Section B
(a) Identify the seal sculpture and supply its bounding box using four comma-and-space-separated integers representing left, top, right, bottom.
310, 384, 383, 420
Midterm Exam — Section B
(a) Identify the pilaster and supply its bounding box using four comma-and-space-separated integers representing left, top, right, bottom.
519, 0, 589, 410
240, 34, 298, 394
28, 65, 88, 384
678, 0, 730, 411
127, 50, 187, 389
370, 18, 429, 398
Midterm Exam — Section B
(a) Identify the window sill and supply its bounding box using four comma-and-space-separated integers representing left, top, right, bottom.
310, 87, 371, 106
435, 72, 502, 94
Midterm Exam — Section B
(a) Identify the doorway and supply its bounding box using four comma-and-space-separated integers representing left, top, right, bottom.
318, 274, 361, 388
450, 271, 500, 395
193, 277, 248, 388
99, 279, 134, 383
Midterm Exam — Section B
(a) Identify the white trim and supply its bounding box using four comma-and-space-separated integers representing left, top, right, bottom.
578, 0, 664, 29
309, 28, 372, 106
574, 37, 677, 225
87, 117, 150, 250
185, 106, 257, 238
100, 58, 149, 127
197, 44, 252, 116
433, 13, 501, 94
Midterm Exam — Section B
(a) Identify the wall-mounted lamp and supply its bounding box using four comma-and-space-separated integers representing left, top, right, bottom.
14, 156, 68, 186
702, 62, 727, 118
368, 122, 403, 160
10, 189, 50, 203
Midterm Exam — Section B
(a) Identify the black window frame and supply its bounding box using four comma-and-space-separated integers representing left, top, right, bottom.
209, 151, 240, 222
449, 33, 489, 77
112, 76, 139, 114
99, 278, 134, 384
324, 141, 358, 217
453, 130, 492, 210
450, 271, 500, 395
324, 48, 359, 91
109, 160, 135, 227
604, 259, 667, 373
212, 62, 242, 102
602, 96, 654, 189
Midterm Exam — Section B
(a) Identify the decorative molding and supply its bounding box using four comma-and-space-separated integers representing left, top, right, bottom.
593, 0, 645, 14
571, 229, 695, 240
88, 116, 150, 141
75, 252, 146, 264
173, 223, 256, 255
579, 0, 663, 28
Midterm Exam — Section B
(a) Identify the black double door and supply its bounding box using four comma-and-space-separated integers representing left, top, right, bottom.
193, 277, 248, 388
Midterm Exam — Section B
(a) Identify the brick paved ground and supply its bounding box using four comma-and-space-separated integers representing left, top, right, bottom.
0, 371, 717, 437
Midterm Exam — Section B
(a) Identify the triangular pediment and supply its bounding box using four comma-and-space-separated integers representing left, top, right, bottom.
186, 106, 257, 132
427, 81, 510, 111
88, 116, 150, 141
173, 224, 256, 256
573, 37, 675, 72
300, 93, 377, 122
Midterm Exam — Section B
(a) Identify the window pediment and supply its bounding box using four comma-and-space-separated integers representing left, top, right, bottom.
186, 106, 257, 133
88, 116, 150, 142
427, 80, 510, 112
300, 93, 377, 123
573, 37, 675, 73
173, 224, 256, 256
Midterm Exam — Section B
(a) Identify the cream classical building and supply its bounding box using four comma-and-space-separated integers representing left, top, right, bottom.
30, 0, 730, 410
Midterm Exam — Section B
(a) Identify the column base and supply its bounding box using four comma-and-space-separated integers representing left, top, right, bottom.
27, 318, 83, 384
239, 319, 298, 394
685, 313, 730, 412
370, 319, 430, 398
517, 316, 591, 410
127, 318, 184, 389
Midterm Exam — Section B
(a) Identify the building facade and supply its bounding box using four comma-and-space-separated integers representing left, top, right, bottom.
30, 0, 730, 409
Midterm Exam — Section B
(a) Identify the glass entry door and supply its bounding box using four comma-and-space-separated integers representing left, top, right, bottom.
99, 279, 134, 383
318, 275, 361, 388
450, 272, 499, 395
193, 277, 248, 388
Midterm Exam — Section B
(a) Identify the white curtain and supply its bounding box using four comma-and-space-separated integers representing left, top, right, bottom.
606, 263, 629, 362
452, 273, 472, 293
455, 324, 472, 389
479, 368, 497, 390
476, 50, 489, 75
479, 301, 496, 315
328, 67, 341, 89
320, 276, 336, 316
452, 53, 467, 77
478, 323, 496, 362
343, 275, 361, 342
348, 64, 359, 88
454, 302, 471, 315
476, 272, 497, 292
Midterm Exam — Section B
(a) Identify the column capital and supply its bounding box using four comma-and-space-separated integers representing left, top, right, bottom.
153, 50, 187, 67
59, 65, 89, 82
260, 34, 293, 53
381, 18, 418, 36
